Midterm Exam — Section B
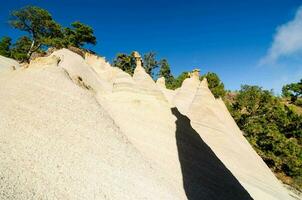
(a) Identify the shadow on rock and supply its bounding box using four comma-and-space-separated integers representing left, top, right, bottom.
172, 107, 253, 200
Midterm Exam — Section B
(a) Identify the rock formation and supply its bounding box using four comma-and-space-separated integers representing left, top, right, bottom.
173, 69, 200, 114
132, 51, 166, 101
156, 77, 176, 105
0, 49, 294, 200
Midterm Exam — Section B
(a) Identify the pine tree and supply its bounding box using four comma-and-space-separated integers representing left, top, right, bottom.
0, 36, 12, 57
10, 6, 62, 59
143, 52, 158, 78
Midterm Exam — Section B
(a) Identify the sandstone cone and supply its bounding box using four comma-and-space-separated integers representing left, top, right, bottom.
172, 71, 200, 114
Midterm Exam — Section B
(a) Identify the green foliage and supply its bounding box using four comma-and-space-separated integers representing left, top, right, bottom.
295, 98, 302, 106
113, 52, 161, 77
113, 51, 190, 90
156, 58, 191, 90
113, 53, 136, 75
0, 35, 32, 61
228, 85, 302, 189
7, 6, 97, 61
64, 22, 97, 48
201, 72, 226, 98
167, 72, 190, 90
282, 79, 302, 105
10, 6, 62, 58
143, 52, 158, 78
0, 36, 12, 57
158, 58, 172, 79
157, 59, 175, 88
44, 21, 97, 49
11, 36, 32, 61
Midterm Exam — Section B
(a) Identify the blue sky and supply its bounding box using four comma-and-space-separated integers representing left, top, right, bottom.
1, 0, 302, 93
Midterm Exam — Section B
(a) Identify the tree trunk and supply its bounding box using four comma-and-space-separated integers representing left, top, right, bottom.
27, 39, 35, 59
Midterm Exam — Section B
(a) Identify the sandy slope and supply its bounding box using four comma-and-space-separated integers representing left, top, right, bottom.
0, 49, 294, 199
0, 55, 20, 73
0, 53, 177, 199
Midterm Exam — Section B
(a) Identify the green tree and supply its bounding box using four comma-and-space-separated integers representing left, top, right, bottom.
165, 71, 190, 90
0, 36, 12, 57
143, 52, 158, 78
201, 72, 226, 98
282, 79, 302, 104
11, 36, 32, 61
8, 6, 97, 60
63, 21, 96, 48
172, 72, 190, 89
157, 59, 191, 90
9, 6, 62, 59
113, 53, 136, 75
158, 59, 171, 79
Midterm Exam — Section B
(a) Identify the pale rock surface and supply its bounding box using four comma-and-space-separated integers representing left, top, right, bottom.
156, 77, 176, 105
156, 76, 166, 88
29, 55, 61, 68
132, 52, 166, 101
85, 52, 112, 72
83, 57, 253, 200
173, 70, 200, 114
186, 78, 293, 200
0, 50, 294, 200
85, 52, 135, 93
0, 55, 20, 73
52, 49, 113, 94
0, 53, 178, 200
97, 62, 187, 199
111, 69, 136, 93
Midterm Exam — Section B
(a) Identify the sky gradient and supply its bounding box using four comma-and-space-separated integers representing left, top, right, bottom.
1, 0, 302, 93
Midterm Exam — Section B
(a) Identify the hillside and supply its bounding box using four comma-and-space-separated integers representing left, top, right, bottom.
0, 49, 296, 199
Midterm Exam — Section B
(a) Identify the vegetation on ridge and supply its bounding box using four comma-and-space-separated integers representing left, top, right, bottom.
282, 79, 302, 106
200, 72, 226, 98
1, 6, 96, 61
112, 52, 192, 90
112, 51, 159, 77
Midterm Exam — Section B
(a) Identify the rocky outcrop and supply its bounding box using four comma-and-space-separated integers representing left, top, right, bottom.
29, 55, 61, 68
172, 69, 200, 114
132, 52, 166, 101
156, 77, 176, 105
156, 77, 166, 88
0, 50, 293, 200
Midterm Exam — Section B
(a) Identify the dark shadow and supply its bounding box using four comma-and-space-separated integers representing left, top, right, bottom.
172, 107, 253, 200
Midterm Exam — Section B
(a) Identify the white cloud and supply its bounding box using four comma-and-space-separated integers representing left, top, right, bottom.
260, 6, 302, 65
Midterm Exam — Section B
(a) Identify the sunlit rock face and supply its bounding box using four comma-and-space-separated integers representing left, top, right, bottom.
132, 52, 167, 101
172, 70, 200, 115
156, 77, 176, 105
0, 50, 293, 200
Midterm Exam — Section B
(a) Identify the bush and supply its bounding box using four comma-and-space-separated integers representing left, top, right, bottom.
228, 85, 302, 190
201, 72, 226, 98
